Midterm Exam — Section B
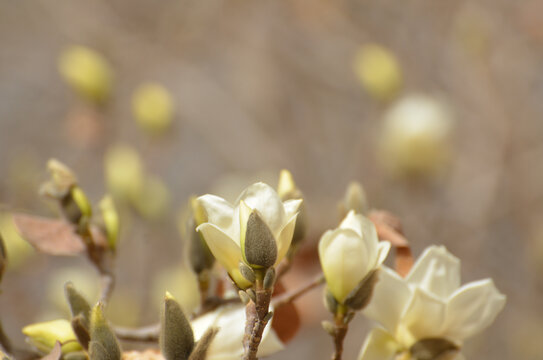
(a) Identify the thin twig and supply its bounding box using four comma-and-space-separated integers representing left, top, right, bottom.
273, 273, 325, 309
331, 310, 349, 360
115, 323, 160, 342
0, 318, 12, 355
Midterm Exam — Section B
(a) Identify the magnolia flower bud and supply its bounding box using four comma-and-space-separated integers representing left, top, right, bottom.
319, 211, 390, 306
187, 198, 214, 275
89, 303, 121, 360
70, 187, 92, 219
132, 83, 174, 135
99, 196, 119, 251
240, 202, 277, 270
22, 319, 83, 354
59, 46, 112, 105
380, 94, 453, 177
353, 44, 402, 102
277, 170, 306, 249
338, 181, 369, 218
160, 292, 194, 360
197, 182, 301, 289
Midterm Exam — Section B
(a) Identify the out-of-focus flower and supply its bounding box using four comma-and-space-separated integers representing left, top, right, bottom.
132, 83, 174, 135
380, 94, 453, 177
191, 304, 283, 360
353, 44, 402, 101
104, 145, 144, 200
0, 212, 34, 269
133, 175, 170, 219
360, 246, 506, 360
99, 196, 119, 251
197, 183, 302, 288
319, 211, 390, 305
58, 46, 113, 104
338, 181, 369, 218
22, 319, 82, 354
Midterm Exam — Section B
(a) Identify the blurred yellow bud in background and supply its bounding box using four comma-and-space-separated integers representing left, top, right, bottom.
104, 145, 144, 201
152, 265, 200, 316
338, 181, 369, 218
58, 46, 113, 105
132, 83, 174, 135
133, 175, 170, 219
379, 94, 453, 177
99, 195, 119, 251
0, 213, 34, 270
353, 44, 403, 102
22, 319, 82, 354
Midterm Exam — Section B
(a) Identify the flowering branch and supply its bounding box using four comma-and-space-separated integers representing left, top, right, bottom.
273, 273, 324, 309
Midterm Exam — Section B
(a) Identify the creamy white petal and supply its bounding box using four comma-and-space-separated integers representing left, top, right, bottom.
191, 311, 220, 341
406, 245, 460, 299
275, 213, 298, 266
320, 228, 371, 303
443, 279, 506, 342
197, 195, 235, 234
401, 288, 447, 344
194, 304, 283, 360
283, 199, 303, 219
237, 182, 285, 234
363, 266, 411, 333
358, 328, 399, 360
375, 241, 391, 268
197, 223, 241, 274
340, 211, 379, 265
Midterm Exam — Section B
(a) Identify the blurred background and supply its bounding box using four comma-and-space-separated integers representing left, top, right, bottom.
0, 0, 542, 359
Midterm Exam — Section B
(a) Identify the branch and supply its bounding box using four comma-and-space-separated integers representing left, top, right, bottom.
273, 273, 324, 309
242, 278, 273, 360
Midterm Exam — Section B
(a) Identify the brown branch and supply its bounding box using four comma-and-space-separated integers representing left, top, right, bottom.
273, 273, 324, 309
330, 311, 349, 360
242, 278, 272, 360
0, 318, 12, 355
114, 323, 160, 343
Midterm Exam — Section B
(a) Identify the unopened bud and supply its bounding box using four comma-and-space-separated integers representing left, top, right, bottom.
263, 267, 276, 290
239, 262, 256, 284
64, 282, 91, 329
160, 292, 194, 360
324, 289, 339, 315
238, 290, 251, 305
188, 327, 218, 360
187, 198, 214, 275
321, 321, 336, 336
277, 170, 306, 249
99, 196, 119, 251
338, 181, 368, 218
409, 338, 459, 360
132, 83, 174, 135
89, 303, 121, 360
240, 201, 277, 269
71, 187, 92, 219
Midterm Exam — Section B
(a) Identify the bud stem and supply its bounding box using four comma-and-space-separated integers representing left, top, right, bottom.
330, 305, 349, 360
242, 276, 273, 360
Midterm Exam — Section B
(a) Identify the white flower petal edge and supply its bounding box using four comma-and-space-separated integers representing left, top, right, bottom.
444, 278, 506, 342
191, 304, 284, 360
406, 245, 460, 299
358, 328, 399, 360
363, 267, 411, 333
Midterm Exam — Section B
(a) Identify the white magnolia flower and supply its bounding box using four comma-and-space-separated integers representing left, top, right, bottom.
191, 304, 284, 360
359, 246, 506, 360
197, 182, 302, 288
319, 211, 390, 304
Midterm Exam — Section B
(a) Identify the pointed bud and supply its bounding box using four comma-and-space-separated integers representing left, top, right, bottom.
99, 196, 119, 251
343, 270, 379, 311
263, 311, 274, 323
64, 282, 92, 330
277, 170, 298, 200
71, 187, 92, 219
89, 303, 121, 360
239, 262, 256, 284
263, 267, 276, 290
338, 182, 369, 218
187, 327, 218, 360
240, 202, 277, 269
71, 315, 90, 350
187, 198, 214, 274
0, 233, 6, 284
160, 292, 194, 360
